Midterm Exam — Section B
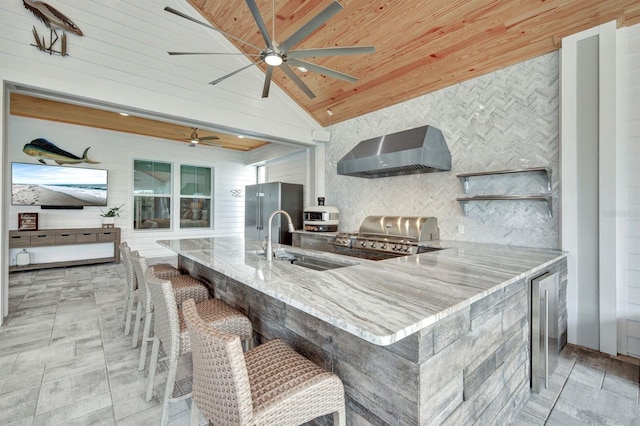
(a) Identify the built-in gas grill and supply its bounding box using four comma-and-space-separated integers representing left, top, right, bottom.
332, 215, 441, 260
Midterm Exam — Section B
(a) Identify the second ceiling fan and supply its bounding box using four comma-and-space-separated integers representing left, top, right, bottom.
165, 0, 375, 99
180, 127, 221, 147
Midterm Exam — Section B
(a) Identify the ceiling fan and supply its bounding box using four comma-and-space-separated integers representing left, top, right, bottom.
179, 127, 221, 147
164, 0, 375, 99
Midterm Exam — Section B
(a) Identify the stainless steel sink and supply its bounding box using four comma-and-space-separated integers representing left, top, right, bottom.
273, 249, 358, 271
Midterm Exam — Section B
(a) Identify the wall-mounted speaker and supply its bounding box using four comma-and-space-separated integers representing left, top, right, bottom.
312, 130, 331, 142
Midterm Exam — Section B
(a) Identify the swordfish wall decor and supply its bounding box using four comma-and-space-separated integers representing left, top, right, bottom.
22, 0, 83, 56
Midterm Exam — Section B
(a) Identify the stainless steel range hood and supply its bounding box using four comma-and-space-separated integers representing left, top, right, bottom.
336, 125, 451, 178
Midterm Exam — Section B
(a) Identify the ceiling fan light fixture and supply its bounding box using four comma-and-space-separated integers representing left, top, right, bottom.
264, 53, 283, 66
297, 66, 308, 72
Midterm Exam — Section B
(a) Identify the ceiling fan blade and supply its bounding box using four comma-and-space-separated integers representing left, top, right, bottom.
279, 1, 343, 52
168, 52, 261, 56
288, 58, 357, 83
262, 66, 273, 98
209, 62, 257, 85
245, 0, 274, 50
287, 46, 375, 59
280, 64, 316, 99
198, 135, 220, 141
164, 6, 262, 51
200, 141, 224, 147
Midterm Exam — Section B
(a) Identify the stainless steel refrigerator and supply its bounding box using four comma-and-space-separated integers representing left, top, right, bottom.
245, 182, 303, 246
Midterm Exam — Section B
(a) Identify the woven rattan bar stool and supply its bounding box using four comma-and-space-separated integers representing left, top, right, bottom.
130, 252, 209, 371
145, 270, 253, 426
182, 298, 346, 426
119, 242, 180, 336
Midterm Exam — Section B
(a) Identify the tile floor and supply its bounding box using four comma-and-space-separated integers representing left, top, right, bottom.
1, 261, 639, 425
0, 258, 195, 425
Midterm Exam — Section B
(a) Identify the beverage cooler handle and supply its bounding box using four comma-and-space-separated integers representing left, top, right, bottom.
544, 289, 549, 389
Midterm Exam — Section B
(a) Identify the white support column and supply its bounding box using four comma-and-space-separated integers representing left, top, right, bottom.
561, 21, 625, 355
598, 21, 620, 356
615, 26, 629, 357
561, 29, 583, 346
1, 82, 7, 323
314, 142, 326, 201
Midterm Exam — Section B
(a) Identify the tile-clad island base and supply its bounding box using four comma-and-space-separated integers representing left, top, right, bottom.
157, 237, 567, 425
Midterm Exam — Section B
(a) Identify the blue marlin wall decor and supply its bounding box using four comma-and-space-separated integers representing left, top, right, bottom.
23, 138, 100, 165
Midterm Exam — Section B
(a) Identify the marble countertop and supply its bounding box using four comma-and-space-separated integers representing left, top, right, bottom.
157, 237, 565, 346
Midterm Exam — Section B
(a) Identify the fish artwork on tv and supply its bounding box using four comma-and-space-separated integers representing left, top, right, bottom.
23, 138, 100, 165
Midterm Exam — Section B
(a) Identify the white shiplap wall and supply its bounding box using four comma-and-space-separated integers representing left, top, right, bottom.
626, 24, 640, 357
266, 150, 308, 204
7, 116, 256, 258
0, 0, 319, 143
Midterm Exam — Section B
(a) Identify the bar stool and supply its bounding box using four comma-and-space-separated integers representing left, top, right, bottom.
118, 242, 180, 336
145, 270, 253, 426
182, 298, 346, 426
130, 252, 209, 371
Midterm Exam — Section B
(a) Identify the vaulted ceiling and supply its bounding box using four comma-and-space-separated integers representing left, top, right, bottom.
10, 1, 640, 151
183, 0, 640, 126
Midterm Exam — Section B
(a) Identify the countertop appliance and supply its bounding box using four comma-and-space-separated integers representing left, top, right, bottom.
303, 205, 340, 232
332, 215, 441, 260
245, 182, 303, 246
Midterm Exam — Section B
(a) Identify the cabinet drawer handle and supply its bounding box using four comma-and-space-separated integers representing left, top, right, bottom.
11, 236, 22, 239
83, 233, 92, 236
36, 235, 47, 238
102, 232, 112, 235
60, 234, 71, 237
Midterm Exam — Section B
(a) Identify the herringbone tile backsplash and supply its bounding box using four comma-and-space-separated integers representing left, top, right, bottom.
324, 52, 559, 248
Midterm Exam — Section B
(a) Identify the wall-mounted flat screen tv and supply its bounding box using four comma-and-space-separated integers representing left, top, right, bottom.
11, 162, 108, 207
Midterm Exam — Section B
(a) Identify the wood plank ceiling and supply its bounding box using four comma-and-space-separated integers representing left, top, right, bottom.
185, 0, 640, 126
9, 93, 269, 151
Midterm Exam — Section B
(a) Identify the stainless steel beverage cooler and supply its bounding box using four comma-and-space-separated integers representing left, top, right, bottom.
529, 271, 559, 393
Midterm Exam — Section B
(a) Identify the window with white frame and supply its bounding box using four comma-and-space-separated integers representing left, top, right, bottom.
133, 160, 172, 229
180, 165, 213, 229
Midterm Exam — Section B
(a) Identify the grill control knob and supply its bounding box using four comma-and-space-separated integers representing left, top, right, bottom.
381, 244, 387, 249
402, 245, 409, 252
371, 242, 377, 248
360, 241, 366, 247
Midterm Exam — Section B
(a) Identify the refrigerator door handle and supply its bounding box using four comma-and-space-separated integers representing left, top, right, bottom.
257, 193, 263, 230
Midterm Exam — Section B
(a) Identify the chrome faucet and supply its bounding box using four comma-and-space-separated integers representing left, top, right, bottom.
266, 209, 295, 262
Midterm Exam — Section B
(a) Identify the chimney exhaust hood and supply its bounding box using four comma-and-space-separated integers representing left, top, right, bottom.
336, 125, 451, 178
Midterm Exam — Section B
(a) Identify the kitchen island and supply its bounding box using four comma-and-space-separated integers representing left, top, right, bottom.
157, 237, 567, 425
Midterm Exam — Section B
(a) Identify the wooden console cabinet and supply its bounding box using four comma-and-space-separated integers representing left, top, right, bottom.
8, 227, 121, 272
